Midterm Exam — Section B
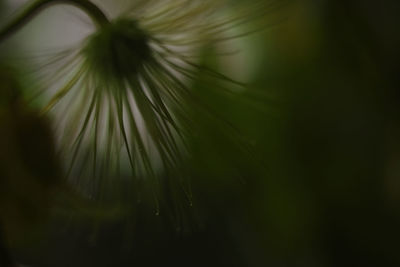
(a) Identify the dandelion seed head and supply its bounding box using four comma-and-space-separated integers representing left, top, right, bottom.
13, 0, 274, 219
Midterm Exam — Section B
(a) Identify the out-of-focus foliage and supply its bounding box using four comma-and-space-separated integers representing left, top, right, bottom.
224, 1, 400, 266
0, 66, 61, 259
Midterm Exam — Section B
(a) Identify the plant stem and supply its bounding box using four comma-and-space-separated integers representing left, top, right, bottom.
0, 0, 109, 43
0, 224, 14, 267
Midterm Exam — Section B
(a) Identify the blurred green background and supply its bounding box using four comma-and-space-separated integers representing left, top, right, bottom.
1, 0, 400, 266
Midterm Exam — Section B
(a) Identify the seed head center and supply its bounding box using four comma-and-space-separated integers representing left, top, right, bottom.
83, 18, 151, 83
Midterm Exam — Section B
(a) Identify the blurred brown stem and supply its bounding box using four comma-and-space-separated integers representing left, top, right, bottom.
0, 224, 14, 267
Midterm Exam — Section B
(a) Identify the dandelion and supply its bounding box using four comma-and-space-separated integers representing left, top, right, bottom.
0, 0, 274, 215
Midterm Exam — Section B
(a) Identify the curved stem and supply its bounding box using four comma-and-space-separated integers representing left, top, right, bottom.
0, 0, 109, 43
0, 224, 14, 267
